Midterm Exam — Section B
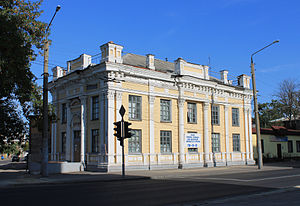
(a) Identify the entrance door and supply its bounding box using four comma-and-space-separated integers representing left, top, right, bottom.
277, 144, 282, 159
73, 131, 81, 162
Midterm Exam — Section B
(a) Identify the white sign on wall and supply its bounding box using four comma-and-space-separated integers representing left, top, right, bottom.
185, 133, 201, 148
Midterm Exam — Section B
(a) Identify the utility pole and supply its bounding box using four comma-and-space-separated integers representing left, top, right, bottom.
250, 40, 279, 170
41, 5, 61, 177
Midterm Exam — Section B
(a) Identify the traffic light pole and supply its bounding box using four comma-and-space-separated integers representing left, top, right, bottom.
121, 118, 125, 177
114, 105, 132, 178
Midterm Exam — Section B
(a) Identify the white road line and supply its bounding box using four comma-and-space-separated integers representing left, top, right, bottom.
188, 174, 300, 182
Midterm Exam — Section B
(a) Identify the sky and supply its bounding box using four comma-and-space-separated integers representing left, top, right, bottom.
30, 0, 300, 104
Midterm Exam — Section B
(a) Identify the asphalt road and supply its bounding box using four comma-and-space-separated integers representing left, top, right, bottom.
1, 163, 300, 206
0, 178, 271, 206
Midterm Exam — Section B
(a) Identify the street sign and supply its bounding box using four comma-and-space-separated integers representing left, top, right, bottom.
119, 105, 125, 118
185, 133, 201, 148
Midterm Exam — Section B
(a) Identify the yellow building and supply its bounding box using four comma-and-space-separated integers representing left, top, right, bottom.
252, 126, 300, 159
49, 41, 255, 172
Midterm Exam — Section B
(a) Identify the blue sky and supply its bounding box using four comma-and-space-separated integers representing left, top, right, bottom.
31, 0, 300, 103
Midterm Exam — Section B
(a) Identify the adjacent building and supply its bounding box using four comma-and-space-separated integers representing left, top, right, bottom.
49, 41, 255, 172
252, 126, 300, 159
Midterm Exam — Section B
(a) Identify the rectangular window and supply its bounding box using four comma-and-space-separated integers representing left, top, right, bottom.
160, 99, 171, 122
187, 103, 197, 123
261, 139, 264, 153
232, 134, 240, 152
128, 130, 142, 154
288, 140, 293, 153
211, 105, 219, 125
188, 148, 198, 153
160, 131, 172, 153
91, 96, 99, 120
212, 133, 220, 152
296, 141, 300, 152
61, 132, 66, 153
129, 95, 142, 120
61, 103, 67, 123
232, 108, 240, 126
91, 129, 99, 153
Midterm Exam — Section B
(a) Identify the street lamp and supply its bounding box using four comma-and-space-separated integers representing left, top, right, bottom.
42, 5, 61, 177
251, 40, 279, 170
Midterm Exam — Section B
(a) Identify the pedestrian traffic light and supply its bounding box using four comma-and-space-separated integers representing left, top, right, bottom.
124, 121, 133, 139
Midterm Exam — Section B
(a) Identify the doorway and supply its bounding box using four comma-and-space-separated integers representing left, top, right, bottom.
73, 130, 81, 162
277, 144, 282, 159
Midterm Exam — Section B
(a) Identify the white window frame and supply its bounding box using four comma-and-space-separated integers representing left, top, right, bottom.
91, 129, 99, 153
128, 129, 142, 154
232, 108, 240, 126
187, 102, 197, 123
232, 134, 240, 152
129, 95, 142, 120
160, 131, 172, 153
91, 96, 99, 120
160, 99, 171, 122
212, 133, 220, 152
211, 105, 220, 125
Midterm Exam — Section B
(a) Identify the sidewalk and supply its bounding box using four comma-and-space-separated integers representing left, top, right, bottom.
0, 161, 297, 189
0, 165, 149, 188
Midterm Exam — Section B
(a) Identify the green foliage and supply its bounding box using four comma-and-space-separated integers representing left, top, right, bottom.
0, 0, 47, 103
25, 83, 56, 132
258, 100, 283, 128
0, 142, 21, 155
0, 0, 47, 146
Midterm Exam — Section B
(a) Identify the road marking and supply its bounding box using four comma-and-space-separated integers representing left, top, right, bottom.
173, 174, 300, 182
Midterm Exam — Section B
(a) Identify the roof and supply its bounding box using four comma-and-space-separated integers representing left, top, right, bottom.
252, 126, 300, 136
122, 53, 175, 73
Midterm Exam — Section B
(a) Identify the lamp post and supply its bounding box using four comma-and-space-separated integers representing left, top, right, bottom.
42, 5, 61, 177
251, 40, 279, 170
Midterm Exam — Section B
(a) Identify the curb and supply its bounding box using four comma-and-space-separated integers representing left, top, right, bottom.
0, 176, 150, 189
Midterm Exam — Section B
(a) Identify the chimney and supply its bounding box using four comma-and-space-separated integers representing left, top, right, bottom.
203, 66, 209, 80
220, 70, 228, 84
146, 54, 155, 70
100, 41, 123, 64
174, 57, 186, 75
238, 74, 251, 89
52, 66, 65, 80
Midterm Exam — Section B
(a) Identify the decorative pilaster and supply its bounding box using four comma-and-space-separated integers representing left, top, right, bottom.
224, 104, 230, 164
203, 102, 212, 166
51, 103, 58, 161
100, 91, 105, 160
178, 98, 185, 167
80, 96, 87, 170
106, 90, 115, 164
66, 101, 71, 161
149, 95, 155, 163
248, 108, 254, 160
116, 91, 123, 164
244, 107, 249, 164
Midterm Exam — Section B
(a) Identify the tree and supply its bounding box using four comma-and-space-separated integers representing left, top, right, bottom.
0, 0, 47, 145
258, 100, 283, 128
275, 79, 300, 127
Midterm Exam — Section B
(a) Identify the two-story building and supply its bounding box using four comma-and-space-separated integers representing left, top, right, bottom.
49, 41, 255, 172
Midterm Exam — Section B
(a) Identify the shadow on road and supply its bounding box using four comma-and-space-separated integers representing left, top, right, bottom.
0, 162, 26, 170
0, 177, 274, 206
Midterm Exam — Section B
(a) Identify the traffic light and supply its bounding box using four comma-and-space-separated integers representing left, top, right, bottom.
113, 121, 122, 140
124, 121, 133, 139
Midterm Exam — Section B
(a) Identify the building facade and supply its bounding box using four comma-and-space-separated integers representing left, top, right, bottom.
252, 126, 300, 160
49, 41, 255, 172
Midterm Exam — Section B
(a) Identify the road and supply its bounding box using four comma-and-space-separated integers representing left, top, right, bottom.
1, 164, 300, 205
